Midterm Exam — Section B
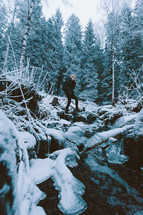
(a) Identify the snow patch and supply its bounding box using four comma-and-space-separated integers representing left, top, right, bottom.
18, 131, 36, 149
52, 148, 87, 215
30, 158, 55, 184
46, 128, 65, 142
113, 114, 137, 128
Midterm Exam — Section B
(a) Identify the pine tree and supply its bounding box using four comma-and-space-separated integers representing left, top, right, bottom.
80, 20, 99, 101
0, 4, 8, 70
43, 9, 64, 93
133, 0, 143, 70
26, 0, 46, 67
64, 14, 82, 92
50, 9, 64, 94
101, 44, 112, 103
115, 4, 134, 94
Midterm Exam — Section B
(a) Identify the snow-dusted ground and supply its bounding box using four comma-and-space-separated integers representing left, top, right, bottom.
0, 93, 143, 215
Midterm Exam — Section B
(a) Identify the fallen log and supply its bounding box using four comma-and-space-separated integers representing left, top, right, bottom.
80, 125, 133, 156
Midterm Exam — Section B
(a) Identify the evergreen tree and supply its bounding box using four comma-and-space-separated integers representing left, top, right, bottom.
26, 0, 46, 67
116, 4, 134, 94
101, 44, 112, 103
43, 9, 64, 93
50, 9, 64, 94
0, 4, 8, 70
80, 20, 99, 101
64, 14, 82, 92
2, 0, 36, 70
133, 0, 143, 70
104, 9, 121, 102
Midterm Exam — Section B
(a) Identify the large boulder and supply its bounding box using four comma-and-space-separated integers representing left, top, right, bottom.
64, 126, 87, 151
0, 111, 19, 214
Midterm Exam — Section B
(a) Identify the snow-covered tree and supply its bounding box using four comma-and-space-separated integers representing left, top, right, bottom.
105, 10, 120, 103
0, 4, 8, 70
99, 44, 112, 103
114, 4, 133, 95
50, 9, 64, 94
64, 14, 83, 92
132, 0, 143, 70
103, 0, 129, 103
26, 1, 46, 68
43, 9, 64, 93
80, 20, 99, 101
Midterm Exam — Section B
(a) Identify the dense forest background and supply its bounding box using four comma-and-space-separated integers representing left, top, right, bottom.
0, 0, 143, 104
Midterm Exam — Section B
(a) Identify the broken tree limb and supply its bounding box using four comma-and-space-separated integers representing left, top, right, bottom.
80, 125, 133, 156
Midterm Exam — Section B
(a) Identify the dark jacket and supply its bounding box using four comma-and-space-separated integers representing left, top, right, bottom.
62, 77, 76, 96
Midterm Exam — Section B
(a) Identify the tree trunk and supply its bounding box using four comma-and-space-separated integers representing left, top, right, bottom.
3, 5, 17, 72
20, 0, 35, 69
3, 42, 10, 72
112, 49, 115, 103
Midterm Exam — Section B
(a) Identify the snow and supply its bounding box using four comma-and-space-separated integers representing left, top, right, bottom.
133, 108, 143, 136
106, 139, 129, 164
31, 148, 87, 214
46, 119, 71, 127
46, 128, 65, 142
30, 206, 46, 215
30, 158, 55, 184
66, 125, 85, 135
64, 125, 87, 147
18, 131, 36, 149
1, 93, 143, 215
0, 110, 46, 215
113, 113, 138, 128
17, 138, 46, 215
83, 125, 133, 153
52, 148, 87, 214
0, 110, 19, 214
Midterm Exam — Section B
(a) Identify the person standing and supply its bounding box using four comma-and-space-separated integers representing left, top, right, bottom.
62, 74, 79, 113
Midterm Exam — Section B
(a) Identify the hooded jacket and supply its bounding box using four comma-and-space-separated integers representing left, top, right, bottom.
62, 76, 76, 96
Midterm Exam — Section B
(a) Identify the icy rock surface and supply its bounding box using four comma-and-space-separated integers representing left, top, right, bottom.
18, 131, 36, 149
113, 114, 137, 128
0, 111, 19, 214
0, 110, 47, 215
52, 148, 87, 215
106, 140, 129, 164
30, 148, 87, 214
133, 108, 143, 136
30, 158, 55, 184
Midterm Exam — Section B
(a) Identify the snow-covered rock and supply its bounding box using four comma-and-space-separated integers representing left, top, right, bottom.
0, 110, 46, 215
133, 108, 143, 136
31, 148, 87, 214
0, 111, 19, 214
106, 138, 129, 164
18, 131, 36, 149
46, 128, 65, 143
113, 113, 137, 128
52, 148, 87, 215
30, 158, 55, 184
64, 126, 87, 150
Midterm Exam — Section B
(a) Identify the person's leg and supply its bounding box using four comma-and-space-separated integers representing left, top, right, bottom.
72, 94, 79, 110
65, 96, 71, 112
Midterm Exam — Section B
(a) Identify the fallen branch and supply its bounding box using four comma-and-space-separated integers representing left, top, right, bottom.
80, 125, 133, 156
